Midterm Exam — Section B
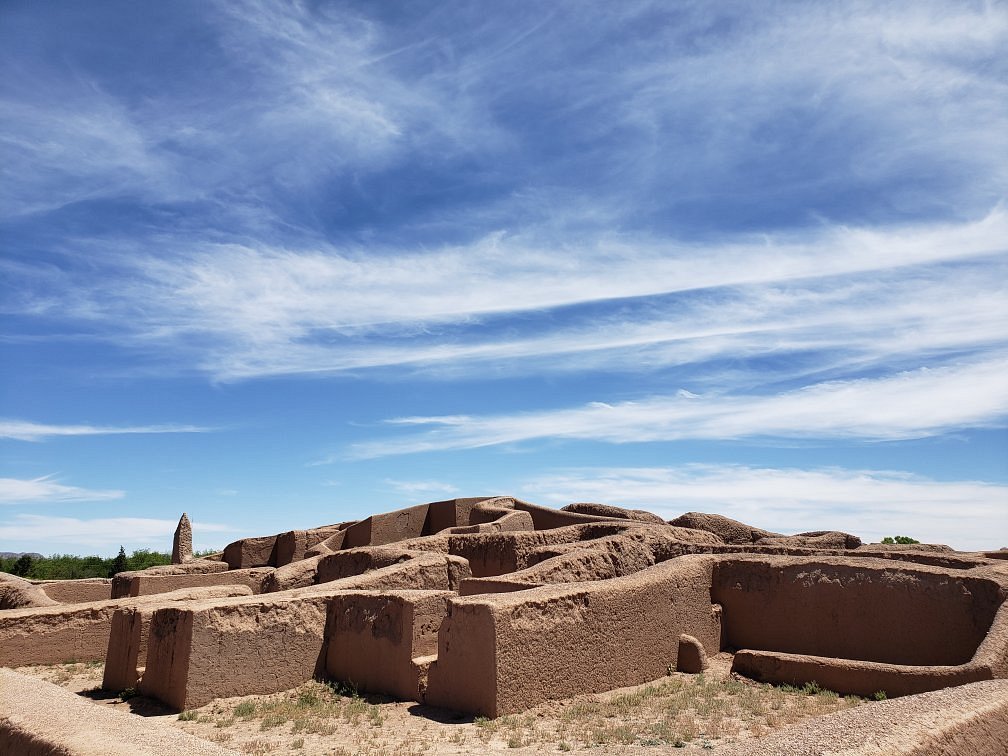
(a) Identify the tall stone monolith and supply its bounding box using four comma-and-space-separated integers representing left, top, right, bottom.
172, 513, 193, 564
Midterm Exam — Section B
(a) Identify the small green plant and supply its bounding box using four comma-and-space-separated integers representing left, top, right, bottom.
177, 709, 198, 721
873, 690, 887, 701
800, 680, 822, 695
326, 678, 358, 697
881, 536, 920, 545
233, 700, 256, 718
119, 687, 139, 701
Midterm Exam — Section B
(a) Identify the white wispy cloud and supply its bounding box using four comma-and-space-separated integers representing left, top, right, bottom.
383, 479, 459, 496
0, 419, 211, 442
13, 211, 1007, 382
522, 464, 1008, 552
351, 357, 1008, 457
0, 476, 124, 504
0, 514, 233, 552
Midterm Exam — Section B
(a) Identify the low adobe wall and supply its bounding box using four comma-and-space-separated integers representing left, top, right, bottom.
444, 522, 636, 578
35, 578, 112, 604
326, 590, 453, 700
712, 557, 1004, 666
223, 535, 278, 569
424, 554, 722, 716
732, 596, 1008, 697
110, 567, 271, 599
339, 498, 494, 549
0, 585, 255, 667
140, 553, 471, 710
732, 650, 989, 698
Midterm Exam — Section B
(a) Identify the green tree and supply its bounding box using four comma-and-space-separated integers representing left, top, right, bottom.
11, 554, 33, 577
109, 546, 128, 577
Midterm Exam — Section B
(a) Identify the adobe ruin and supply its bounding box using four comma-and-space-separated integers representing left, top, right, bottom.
2, 496, 1007, 754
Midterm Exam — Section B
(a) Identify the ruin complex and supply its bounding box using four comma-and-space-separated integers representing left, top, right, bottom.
2, 496, 1007, 754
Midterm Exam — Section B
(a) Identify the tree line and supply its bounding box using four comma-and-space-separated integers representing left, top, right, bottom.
0, 547, 173, 580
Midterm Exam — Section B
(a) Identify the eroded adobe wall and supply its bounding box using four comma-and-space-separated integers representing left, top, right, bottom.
713, 557, 1004, 665
0, 572, 56, 610
141, 554, 471, 710
103, 607, 145, 691
36, 578, 112, 604
110, 568, 271, 599
426, 554, 722, 716
444, 522, 638, 578
0, 585, 253, 668
326, 590, 453, 701
223, 535, 278, 569
731, 649, 991, 698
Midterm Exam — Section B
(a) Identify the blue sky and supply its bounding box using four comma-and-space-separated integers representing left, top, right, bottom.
1, 0, 1006, 555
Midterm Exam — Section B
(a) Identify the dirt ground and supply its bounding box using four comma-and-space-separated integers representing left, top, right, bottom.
16, 654, 865, 755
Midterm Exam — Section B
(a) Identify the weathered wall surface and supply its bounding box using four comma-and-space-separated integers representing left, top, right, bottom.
222, 535, 278, 570
110, 568, 270, 599
0, 585, 253, 667
0, 573, 56, 610
713, 557, 1003, 665
732, 649, 991, 698
326, 590, 453, 701
426, 555, 721, 716
36, 579, 112, 604
140, 554, 471, 709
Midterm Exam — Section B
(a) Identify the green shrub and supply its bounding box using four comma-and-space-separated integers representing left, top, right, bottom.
233, 701, 257, 718
881, 536, 919, 545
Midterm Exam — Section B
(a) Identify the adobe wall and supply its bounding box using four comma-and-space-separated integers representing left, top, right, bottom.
315, 546, 417, 584
732, 649, 991, 698
110, 567, 271, 599
102, 607, 145, 691
445, 522, 636, 578
326, 590, 453, 700
511, 498, 624, 530
712, 557, 1004, 665
425, 555, 721, 716
140, 554, 471, 710
126, 559, 230, 576
339, 497, 499, 549
35, 578, 111, 604
457, 525, 722, 593
0, 585, 253, 667
342, 503, 431, 548
275, 523, 350, 566
223, 534, 278, 569
0, 572, 56, 610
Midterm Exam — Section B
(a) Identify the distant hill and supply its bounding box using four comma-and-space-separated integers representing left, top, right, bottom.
0, 552, 43, 560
